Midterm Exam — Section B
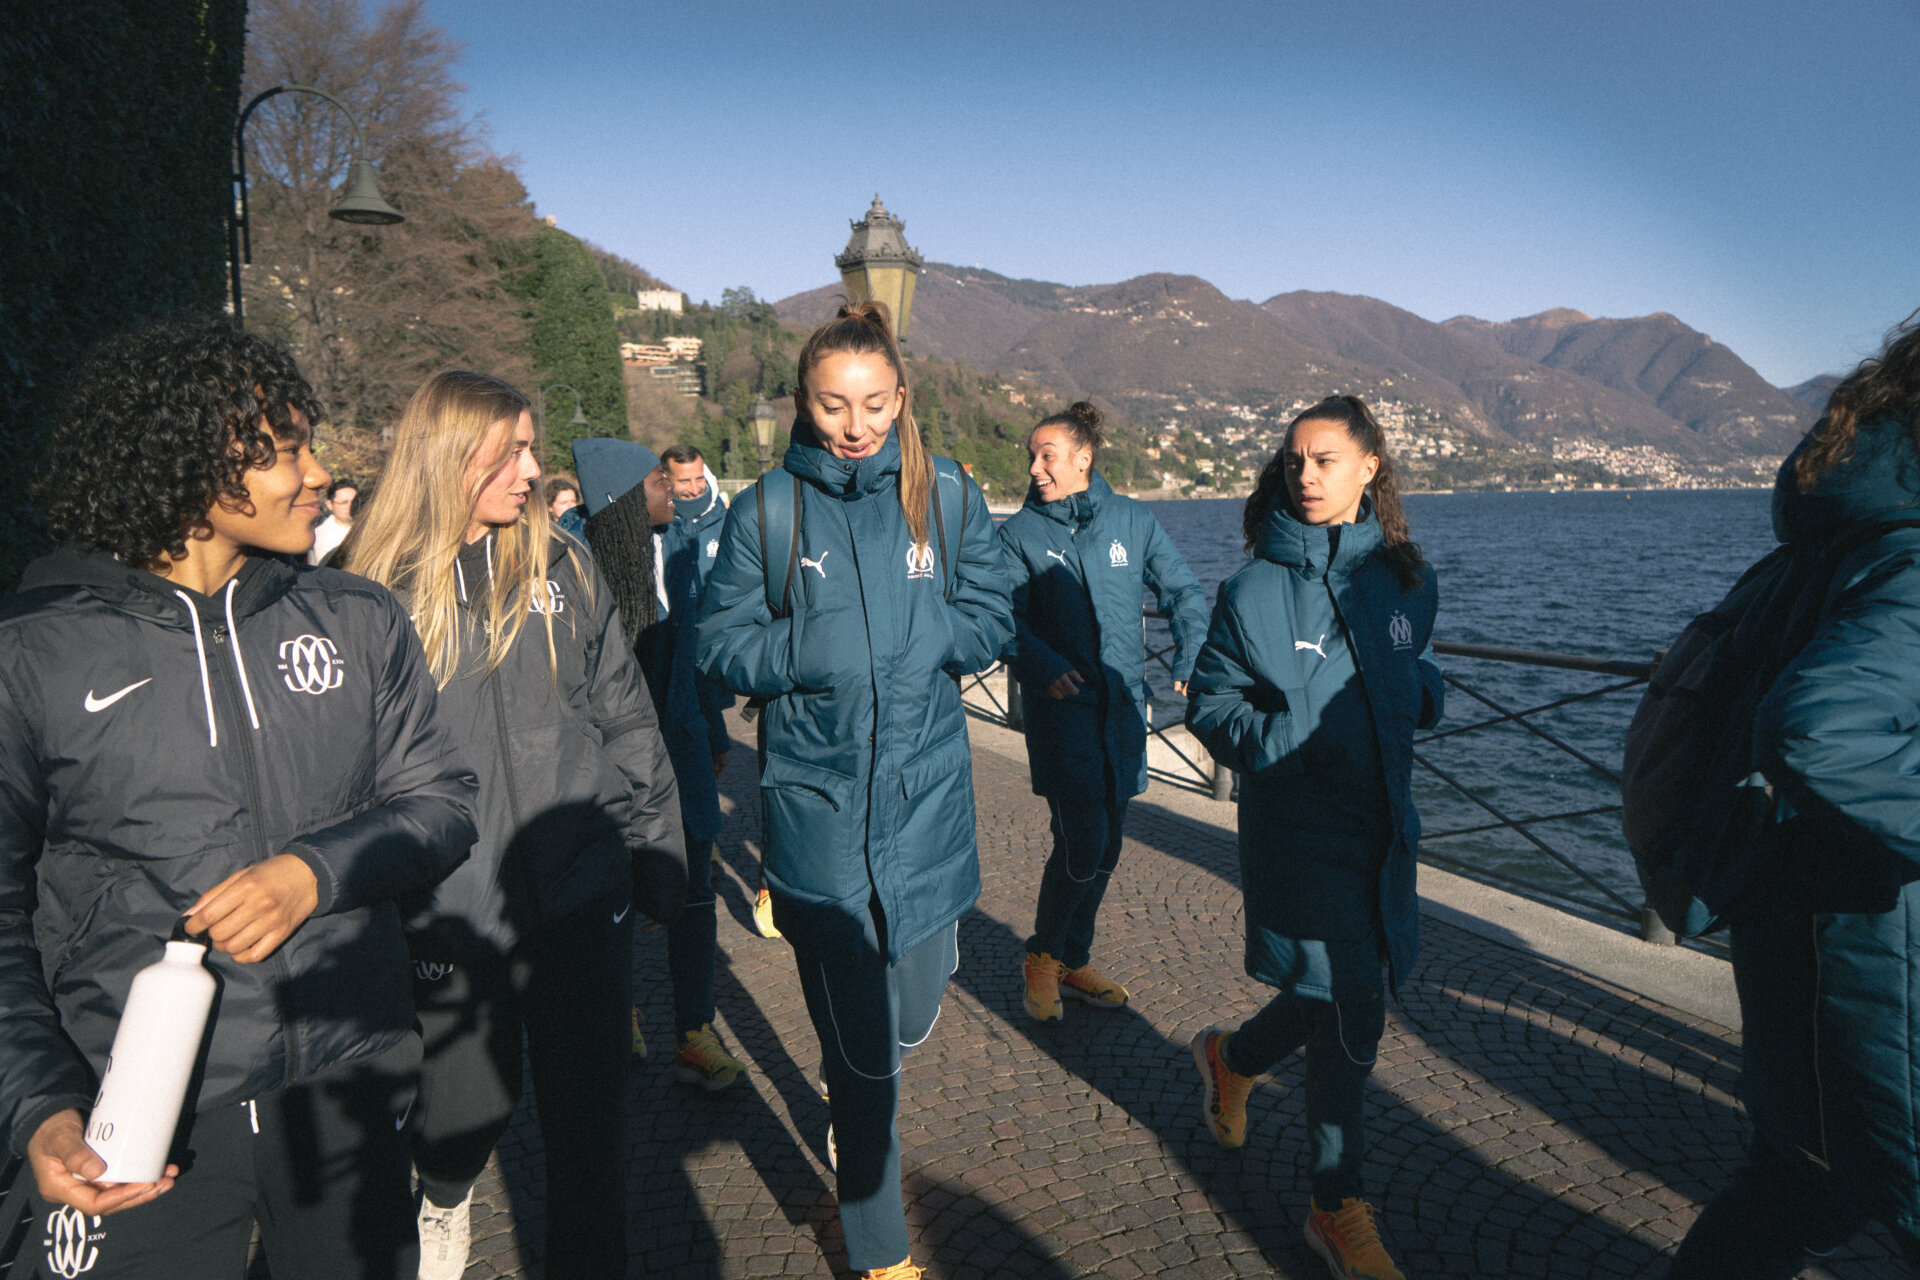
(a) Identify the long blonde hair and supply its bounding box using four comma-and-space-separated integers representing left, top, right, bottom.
349, 369, 580, 686
795, 301, 934, 546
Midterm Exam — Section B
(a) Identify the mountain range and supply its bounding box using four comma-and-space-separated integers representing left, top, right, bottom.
778, 265, 1817, 465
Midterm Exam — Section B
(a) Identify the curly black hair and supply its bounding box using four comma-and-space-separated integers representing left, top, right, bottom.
38, 319, 326, 567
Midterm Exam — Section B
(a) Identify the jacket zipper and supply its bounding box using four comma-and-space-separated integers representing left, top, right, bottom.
490, 673, 524, 829
211, 622, 302, 1084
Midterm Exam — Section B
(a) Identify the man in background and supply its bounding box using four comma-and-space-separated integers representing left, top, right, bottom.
641, 444, 753, 1090
309, 480, 356, 565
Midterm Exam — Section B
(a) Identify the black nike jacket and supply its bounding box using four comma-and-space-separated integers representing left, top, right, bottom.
0, 547, 478, 1158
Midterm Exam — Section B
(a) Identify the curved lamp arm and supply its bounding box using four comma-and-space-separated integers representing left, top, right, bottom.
228, 84, 402, 325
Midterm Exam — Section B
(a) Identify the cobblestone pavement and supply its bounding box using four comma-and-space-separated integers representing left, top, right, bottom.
430, 710, 1903, 1279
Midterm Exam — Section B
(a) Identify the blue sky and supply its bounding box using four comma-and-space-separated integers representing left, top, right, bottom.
424, 0, 1918, 386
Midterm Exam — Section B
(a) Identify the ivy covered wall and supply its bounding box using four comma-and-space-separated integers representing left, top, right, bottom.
0, 1, 248, 587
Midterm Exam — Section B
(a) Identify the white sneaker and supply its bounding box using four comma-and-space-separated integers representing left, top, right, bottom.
417, 1190, 472, 1280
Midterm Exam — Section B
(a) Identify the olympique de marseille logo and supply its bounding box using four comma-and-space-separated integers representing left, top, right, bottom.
1388, 611, 1414, 652
277, 635, 346, 695
906, 542, 936, 580
43, 1206, 104, 1277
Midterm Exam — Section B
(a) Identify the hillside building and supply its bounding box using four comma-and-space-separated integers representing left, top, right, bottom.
636, 289, 684, 313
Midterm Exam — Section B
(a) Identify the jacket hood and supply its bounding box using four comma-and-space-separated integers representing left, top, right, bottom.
1253, 498, 1382, 576
784, 418, 902, 497
1023, 470, 1112, 526
19, 544, 296, 626
1772, 417, 1920, 544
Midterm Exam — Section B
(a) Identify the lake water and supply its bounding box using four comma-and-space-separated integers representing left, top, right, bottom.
1140, 489, 1780, 916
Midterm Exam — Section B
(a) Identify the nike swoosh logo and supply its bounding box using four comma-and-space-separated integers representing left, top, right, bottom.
612, 904, 632, 924
395, 1097, 414, 1131
84, 679, 152, 713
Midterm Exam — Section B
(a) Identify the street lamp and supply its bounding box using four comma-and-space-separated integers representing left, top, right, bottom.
228, 83, 403, 326
749, 396, 778, 474
537, 383, 589, 447
835, 195, 924, 341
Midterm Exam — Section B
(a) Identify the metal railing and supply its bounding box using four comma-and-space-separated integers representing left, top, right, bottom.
960, 619, 1687, 946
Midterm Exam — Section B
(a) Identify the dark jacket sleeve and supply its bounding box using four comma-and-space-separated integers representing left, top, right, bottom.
695, 486, 802, 699
996, 522, 1077, 689
1185, 582, 1301, 776
1141, 513, 1208, 684
1757, 556, 1920, 867
576, 554, 687, 924
0, 673, 96, 1158
943, 472, 1015, 676
281, 592, 478, 917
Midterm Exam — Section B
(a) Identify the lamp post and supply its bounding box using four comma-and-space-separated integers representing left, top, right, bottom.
749, 396, 778, 474
228, 84, 404, 327
537, 384, 590, 452
835, 195, 924, 340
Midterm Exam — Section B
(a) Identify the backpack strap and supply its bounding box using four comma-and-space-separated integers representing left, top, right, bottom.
754, 470, 803, 620
929, 456, 967, 601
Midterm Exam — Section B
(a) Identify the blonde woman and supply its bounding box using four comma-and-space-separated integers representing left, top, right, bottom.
696, 303, 1012, 1280
349, 370, 684, 1280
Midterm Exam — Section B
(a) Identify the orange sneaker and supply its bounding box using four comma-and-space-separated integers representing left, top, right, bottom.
1305, 1196, 1405, 1280
859, 1260, 923, 1280
1192, 1027, 1254, 1149
1060, 962, 1128, 1008
1023, 951, 1064, 1021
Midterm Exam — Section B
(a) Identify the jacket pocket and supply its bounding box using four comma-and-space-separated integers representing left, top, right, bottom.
901, 727, 971, 799
761, 752, 856, 812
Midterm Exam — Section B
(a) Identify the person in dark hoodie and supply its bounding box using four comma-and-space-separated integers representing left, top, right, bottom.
347, 370, 684, 1280
1665, 313, 1920, 1279
997, 401, 1206, 1022
697, 302, 1012, 1280
636, 445, 752, 1088
1185, 395, 1442, 1280
0, 320, 479, 1280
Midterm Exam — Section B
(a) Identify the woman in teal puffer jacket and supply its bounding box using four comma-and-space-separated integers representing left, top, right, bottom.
1186, 395, 1441, 1280
1668, 313, 1920, 1279
998, 401, 1206, 1021
696, 303, 1012, 1280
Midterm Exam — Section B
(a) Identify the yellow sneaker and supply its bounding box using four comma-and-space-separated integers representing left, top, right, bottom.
674, 1023, 745, 1091
1192, 1027, 1254, 1149
859, 1261, 922, 1280
1060, 962, 1128, 1008
630, 1006, 647, 1060
752, 885, 781, 938
1305, 1196, 1405, 1280
1023, 951, 1065, 1022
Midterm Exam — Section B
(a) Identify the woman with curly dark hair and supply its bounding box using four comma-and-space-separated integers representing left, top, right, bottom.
1185, 394, 1443, 1280
1, 319, 477, 1280
1667, 310, 1920, 1279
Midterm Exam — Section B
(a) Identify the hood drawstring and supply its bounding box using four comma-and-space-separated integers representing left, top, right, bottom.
455, 559, 468, 604
175, 590, 219, 749
224, 579, 261, 731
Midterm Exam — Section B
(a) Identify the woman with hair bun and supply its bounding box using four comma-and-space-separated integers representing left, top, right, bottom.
696, 302, 1011, 1280
997, 401, 1206, 1022
1185, 394, 1442, 1280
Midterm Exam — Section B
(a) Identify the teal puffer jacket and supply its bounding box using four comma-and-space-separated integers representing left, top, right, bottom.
997, 471, 1206, 803
1186, 501, 1442, 994
1740, 417, 1920, 1224
695, 426, 1013, 961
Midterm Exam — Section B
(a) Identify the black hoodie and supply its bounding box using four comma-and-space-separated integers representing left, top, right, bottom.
0, 546, 478, 1157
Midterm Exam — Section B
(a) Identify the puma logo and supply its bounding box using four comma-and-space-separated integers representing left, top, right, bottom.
1294, 635, 1328, 659
1045, 549, 1069, 566
800, 551, 829, 579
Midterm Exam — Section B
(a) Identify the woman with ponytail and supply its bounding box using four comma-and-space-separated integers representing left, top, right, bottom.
696, 302, 1012, 1280
1184, 394, 1442, 1280
998, 401, 1206, 1022
349, 370, 684, 1280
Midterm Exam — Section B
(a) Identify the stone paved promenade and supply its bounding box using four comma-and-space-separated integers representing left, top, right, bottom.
439, 709, 1902, 1280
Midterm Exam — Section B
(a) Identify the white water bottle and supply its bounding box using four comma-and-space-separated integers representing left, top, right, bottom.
85, 921, 217, 1183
